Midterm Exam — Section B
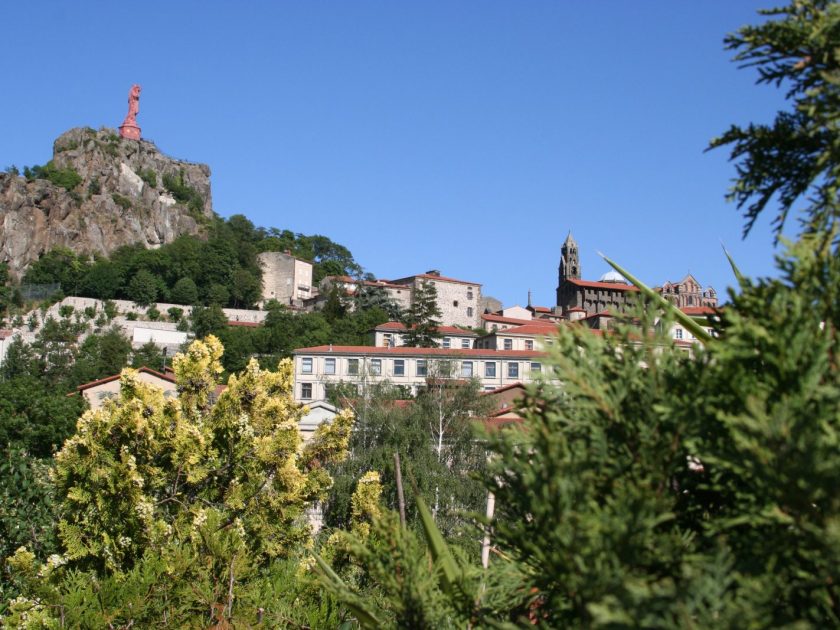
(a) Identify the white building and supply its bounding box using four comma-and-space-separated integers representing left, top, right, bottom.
292, 344, 549, 402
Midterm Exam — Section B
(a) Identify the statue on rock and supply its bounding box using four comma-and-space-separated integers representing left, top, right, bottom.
119, 84, 142, 140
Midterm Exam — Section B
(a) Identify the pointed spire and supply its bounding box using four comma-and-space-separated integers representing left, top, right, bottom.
564, 231, 577, 247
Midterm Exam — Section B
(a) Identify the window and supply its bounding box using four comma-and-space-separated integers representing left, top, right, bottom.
525, 339, 534, 350
370, 359, 382, 375
394, 359, 405, 376
417, 360, 427, 376
383, 333, 393, 347
325, 358, 336, 375
348, 359, 359, 375
461, 338, 470, 349
675, 329, 683, 340
461, 361, 473, 377
443, 337, 451, 348
301, 383, 312, 399
301, 357, 313, 374
531, 362, 541, 373
467, 307, 474, 317
467, 288, 474, 300
453, 300, 459, 307
485, 362, 496, 377
508, 362, 519, 378
503, 339, 513, 350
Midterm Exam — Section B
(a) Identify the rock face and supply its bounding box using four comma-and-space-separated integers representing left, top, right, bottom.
0, 127, 214, 280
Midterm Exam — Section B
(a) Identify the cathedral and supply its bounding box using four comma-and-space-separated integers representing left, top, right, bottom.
555, 233, 717, 316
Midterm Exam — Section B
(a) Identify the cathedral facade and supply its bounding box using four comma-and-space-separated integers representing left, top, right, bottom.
554, 233, 717, 316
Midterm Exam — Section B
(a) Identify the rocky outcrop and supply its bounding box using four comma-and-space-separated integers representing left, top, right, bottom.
0, 127, 214, 280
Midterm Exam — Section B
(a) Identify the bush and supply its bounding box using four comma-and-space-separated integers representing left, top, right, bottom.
139, 169, 157, 188
146, 306, 160, 321
58, 305, 74, 318
167, 307, 183, 322
102, 300, 118, 320
84, 306, 96, 320
163, 169, 204, 216
112, 193, 132, 210
88, 178, 101, 195
125, 312, 138, 321
23, 162, 82, 192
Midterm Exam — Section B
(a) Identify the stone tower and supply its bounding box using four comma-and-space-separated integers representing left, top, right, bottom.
559, 232, 580, 283
556, 232, 580, 306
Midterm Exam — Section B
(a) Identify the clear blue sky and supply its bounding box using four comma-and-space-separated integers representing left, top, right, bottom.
1, 1, 790, 307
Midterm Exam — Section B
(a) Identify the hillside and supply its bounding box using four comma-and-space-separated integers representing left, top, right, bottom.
0, 127, 214, 280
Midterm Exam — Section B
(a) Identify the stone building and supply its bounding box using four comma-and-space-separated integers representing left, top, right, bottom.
258, 251, 313, 307
555, 233, 640, 316
658, 275, 718, 309
389, 270, 482, 328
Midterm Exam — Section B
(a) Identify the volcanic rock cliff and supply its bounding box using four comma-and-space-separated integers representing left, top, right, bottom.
0, 127, 214, 280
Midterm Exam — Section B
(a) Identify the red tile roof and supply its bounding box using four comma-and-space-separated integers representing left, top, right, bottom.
680, 306, 719, 317
481, 314, 534, 326
374, 321, 478, 336
532, 306, 552, 313
565, 278, 640, 292
481, 382, 527, 396
582, 311, 614, 320
492, 323, 559, 337
75, 366, 176, 393
293, 345, 547, 359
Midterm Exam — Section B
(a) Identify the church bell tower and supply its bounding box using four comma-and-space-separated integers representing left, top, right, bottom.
559, 232, 580, 283
556, 232, 580, 306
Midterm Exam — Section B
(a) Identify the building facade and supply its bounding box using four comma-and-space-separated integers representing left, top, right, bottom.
658, 275, 718, 309
389, 270, 482, 328
292, 345, 548, 401
258, 251, 314, 307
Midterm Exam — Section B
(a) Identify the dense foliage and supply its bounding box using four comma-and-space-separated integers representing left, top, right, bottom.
4, 338, 354, 626
21, 214, 363, 309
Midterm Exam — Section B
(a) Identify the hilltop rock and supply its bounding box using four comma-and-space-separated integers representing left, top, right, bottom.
0, 127, 214, 280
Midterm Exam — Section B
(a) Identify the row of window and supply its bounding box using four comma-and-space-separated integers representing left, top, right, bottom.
300, 357, 541, 379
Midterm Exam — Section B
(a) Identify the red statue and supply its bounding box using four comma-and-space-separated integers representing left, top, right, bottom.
119, 84, 142, 140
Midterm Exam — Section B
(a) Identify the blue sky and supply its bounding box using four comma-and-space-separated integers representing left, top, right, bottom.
1, 1, 790, 307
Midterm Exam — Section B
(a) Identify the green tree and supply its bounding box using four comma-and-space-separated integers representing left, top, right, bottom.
325, 374, 490, 537
0, 376, 86, 457
69, 327, 132, 387
80, 260, 123, 299
22, 247, 87, 295
170, 276, 199, 305
402, 281, 442, 347
230, 268, 261, 308
206, 282, 231, 306
126, 269, 160, 306
31, 337, 353, 568
710, 0, 840, 238
191, 303, 228, 339
131, 340, 166, 370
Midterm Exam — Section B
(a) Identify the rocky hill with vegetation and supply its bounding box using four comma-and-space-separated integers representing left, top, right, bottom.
0, 127, 213, 280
